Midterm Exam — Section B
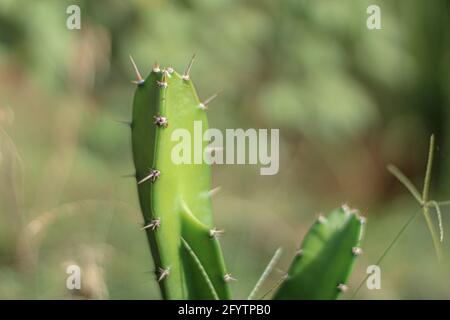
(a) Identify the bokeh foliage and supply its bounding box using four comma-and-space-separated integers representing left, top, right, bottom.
0, 0, 449, 299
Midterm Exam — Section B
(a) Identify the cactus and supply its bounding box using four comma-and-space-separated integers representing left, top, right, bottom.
129, 56, 364, 300
130, 56, 230, 299
273, 206, 364, 300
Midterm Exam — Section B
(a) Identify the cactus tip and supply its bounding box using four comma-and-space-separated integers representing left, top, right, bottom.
359, 216, 366, 225
341, 203, 350, 212
152, 62, 161, 73
341, 203, 359, 216
317, 214, 327, 224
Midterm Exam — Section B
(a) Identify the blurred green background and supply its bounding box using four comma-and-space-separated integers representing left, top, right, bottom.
0, 0, 449, 299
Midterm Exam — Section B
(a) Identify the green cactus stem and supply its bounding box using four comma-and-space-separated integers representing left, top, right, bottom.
130, 56, 230, 299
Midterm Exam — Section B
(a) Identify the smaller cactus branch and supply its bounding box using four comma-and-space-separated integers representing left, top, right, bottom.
273, 207, 364, 300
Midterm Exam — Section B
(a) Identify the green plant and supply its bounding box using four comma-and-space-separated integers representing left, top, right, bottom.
350, 135, 448, 298
273, 207, 364, 300
130, 55, 229, 300
129, 56, 365, 300
388, 135, 449, 260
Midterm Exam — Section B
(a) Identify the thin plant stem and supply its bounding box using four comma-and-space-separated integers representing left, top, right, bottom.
354, 135, 445, 298
422, 205, 443, 260
421, 135, 442, 260
259, 274, 287, 300
387, 165, 422, 204
422, 135, 434, 203
437, 201, 450, 207
428, 201, 444, 243
247, 247, 282, 300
